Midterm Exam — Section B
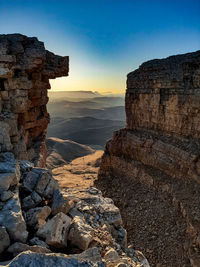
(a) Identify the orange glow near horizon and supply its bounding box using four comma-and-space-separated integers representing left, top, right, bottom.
50, 76, 126, 93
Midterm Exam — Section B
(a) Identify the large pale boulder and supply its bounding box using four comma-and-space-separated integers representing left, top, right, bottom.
0, 189, 28, 242
36, 212, 71, 248
7, 248, 104, 267
68, 216, 93, 250
7, 242, 50, 257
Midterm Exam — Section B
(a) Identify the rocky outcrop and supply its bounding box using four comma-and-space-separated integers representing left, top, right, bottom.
99, 51, 200, 266
0, 152, 149, 267
0, 34, 69, 167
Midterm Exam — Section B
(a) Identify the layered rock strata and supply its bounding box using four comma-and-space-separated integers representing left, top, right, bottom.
99, 51, 200, 266
0, 34, 69, 167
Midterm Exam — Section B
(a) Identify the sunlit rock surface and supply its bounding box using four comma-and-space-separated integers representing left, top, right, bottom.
99, 51, 200, 266
0, 34, 69, 167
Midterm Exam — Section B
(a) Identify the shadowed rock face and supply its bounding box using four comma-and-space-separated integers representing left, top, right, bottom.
99, 51, 200, 266
0, 34, 69, 167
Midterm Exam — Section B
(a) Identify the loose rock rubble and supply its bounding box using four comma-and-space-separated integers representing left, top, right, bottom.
0, 152, 149, 266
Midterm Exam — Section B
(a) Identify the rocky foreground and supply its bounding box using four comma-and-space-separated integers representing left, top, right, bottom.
0, 152, 149, 267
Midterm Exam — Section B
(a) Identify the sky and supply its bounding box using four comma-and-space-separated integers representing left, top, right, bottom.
0, 0, 200, 93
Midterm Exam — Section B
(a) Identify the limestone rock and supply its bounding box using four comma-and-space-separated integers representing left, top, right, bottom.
21, 170, 39, 192
7, 242, 50, 257
99, 50, 200, 266
51, 189, 74, 215
25, 206, 51, 229
0, 189, 28, 242
0, 190, 14, 202
68, 216, 93, 250
0, 173, 16, 192
29, 237, 49, 249
36, 212, 71, 248
0, 152, 20, 192
0, 34, 69, 167
0, 226, 10, 253
21, 191, 42, 210
104, 248, 120, 263
7, 248, 104, 267
35, 169, 58, 198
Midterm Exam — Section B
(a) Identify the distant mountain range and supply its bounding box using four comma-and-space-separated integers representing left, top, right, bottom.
47, 91, 125, 149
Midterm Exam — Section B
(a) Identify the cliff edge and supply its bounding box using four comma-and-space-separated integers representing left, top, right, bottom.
0, 34, 69, 167
98, 51, 200, 266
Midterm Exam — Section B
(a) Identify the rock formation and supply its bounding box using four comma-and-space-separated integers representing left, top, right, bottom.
0, 34, 149, 267
98, 51, 200, 266
0, 34, 69, 167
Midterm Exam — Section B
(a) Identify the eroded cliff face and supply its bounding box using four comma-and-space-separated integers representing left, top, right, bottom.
99, 51, 200, 266
0, 34, 69, 167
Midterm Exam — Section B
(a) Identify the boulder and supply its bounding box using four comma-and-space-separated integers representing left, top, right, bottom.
68, 216, 93, 250
0, 189, 28, 242
7, 242, 50, 257
0, 153, 20, 188
0, 190, 14, 202
36, 212, 71, 248
21, 170, 39, 192
25, 206, 51, 229
21, 191, 42, 210
29, 237, 49, 249
7, 248, 104, 267
35, 170, 58, 198
0, 226, 10, 253
104, 248, 120, 263
51, 189, 74, 216
0, 173, 15, 192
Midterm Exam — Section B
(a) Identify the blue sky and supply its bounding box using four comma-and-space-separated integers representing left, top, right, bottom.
0, 0, 200, 92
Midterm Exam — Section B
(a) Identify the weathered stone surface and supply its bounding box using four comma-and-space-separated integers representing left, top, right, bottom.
21, 191, 42, 210
0, 190, 14, 201
7, 242, 50, 257
25, 206, 51, 229
0, 153, 20, 192
99, 50, 200, 266
51, 189, 74, 215
0, 34, 69, 167
36, 212, 71, 248
29, 237, 49, 249
35, 169, 58, 198
21, 170, 39, 192
68, 216, 93, 251
0, 189, 28, 243
0, 226, 10, 253
7, 248, 105, 267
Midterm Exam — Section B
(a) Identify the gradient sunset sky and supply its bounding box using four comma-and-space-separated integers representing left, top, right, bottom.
0, 0, 200, 93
